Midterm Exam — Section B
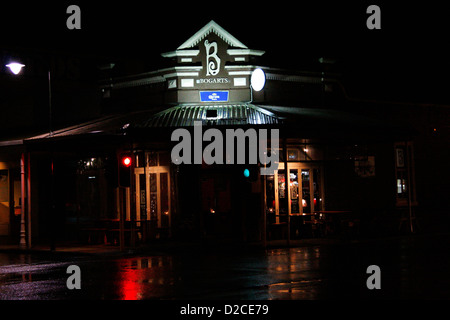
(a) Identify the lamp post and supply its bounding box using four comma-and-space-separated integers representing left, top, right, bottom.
6, 62, 27, 248
6, 60, 55, 249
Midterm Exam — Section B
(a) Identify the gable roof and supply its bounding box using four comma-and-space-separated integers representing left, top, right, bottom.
177, 20, 248, 50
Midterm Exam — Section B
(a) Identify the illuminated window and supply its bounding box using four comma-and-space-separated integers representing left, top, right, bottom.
280, 145, 323, 162
394, 143, 416, 206
397, 177, 407, 197
288, 149, 300, 160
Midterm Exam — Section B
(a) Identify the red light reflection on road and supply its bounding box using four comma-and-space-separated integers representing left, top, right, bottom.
121, 268, 141, 300
117, 256, 174, 300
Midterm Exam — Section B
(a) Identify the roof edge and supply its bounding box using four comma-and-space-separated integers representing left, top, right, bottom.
177, 20, 248, 50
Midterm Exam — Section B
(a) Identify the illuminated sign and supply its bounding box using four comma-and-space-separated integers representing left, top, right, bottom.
196, 78, 230, 84
204, 40, 221, 76
200, 91, 229, 102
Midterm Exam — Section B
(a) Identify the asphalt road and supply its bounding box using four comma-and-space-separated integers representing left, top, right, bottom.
1, 234, 450, 300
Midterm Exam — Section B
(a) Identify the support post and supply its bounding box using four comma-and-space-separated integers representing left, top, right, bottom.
262, 167, 267, 248
283, 138, 290, 246
27, 153, 32, 248
19, 153, 27, 249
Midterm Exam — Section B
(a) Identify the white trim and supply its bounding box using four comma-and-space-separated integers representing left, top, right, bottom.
173, 66, 203, 71
181, 79, 194, 87
224, 65, 260, 69
177, 20, 248, 49
228, 71, 252, 76
233, 77, 247, 86
161, 67, 203, 78
161, 50, 200, 58
163, 72, 199, 78
227, 49, 265, 56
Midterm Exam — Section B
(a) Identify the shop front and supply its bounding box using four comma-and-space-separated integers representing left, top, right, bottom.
0, 20, 418, 249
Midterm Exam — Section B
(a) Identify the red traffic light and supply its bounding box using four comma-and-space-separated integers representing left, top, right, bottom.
121, 156, 132, 167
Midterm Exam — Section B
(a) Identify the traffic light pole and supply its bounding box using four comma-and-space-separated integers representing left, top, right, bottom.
118, 147, 137, 251
119, 187, 125, 252
129, 147, 136, 249
117, 150, 125, 251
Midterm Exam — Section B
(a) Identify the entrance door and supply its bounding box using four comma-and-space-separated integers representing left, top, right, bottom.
269, 163, 323, 238
134, 153, 171, 238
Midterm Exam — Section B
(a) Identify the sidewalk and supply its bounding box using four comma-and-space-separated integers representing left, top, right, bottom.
0, 243, 125, 256
0, 237, 375, 257
2, 232, 447, 257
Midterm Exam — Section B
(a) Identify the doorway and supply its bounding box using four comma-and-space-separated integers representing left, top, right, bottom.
266, 163, 324, 239
134, 152, 171, 239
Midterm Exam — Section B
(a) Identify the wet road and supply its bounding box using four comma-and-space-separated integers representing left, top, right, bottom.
1, 234, 450, 300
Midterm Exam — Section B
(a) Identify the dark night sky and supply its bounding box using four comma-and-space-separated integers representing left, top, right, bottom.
2, 1, 449, 105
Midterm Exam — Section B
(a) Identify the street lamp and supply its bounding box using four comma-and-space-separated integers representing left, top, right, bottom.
6, 62, 28, 248
6, 62, 25, 75
6, 61, 53, 136
5, 60, 55, 250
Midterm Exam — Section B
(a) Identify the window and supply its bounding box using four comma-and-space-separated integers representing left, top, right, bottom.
394, 142, 416, 206
279, 146, 323, 162
0, 170, 8, 202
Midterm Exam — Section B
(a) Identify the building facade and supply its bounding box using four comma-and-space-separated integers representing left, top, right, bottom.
1, 20, 447, 249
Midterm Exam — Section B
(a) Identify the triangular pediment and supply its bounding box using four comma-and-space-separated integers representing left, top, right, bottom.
177, 20, 248, 50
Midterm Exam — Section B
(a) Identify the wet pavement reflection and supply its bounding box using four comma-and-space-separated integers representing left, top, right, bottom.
1, 234, 450, 299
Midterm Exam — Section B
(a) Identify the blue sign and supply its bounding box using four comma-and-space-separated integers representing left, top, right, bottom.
200, 91, 229, 102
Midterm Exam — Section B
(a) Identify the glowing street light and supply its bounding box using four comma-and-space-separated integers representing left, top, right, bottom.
6, 62, 25, 75
6, 60, 53, 136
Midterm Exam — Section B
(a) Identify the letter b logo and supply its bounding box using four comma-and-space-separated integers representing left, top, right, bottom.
204, 40, 221, 76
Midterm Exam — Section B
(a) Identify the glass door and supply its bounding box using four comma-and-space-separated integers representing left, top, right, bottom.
273, 163, 323, 216
135, 152, 171, 238
300, 168, 311, 214
265, 162, 324, 240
